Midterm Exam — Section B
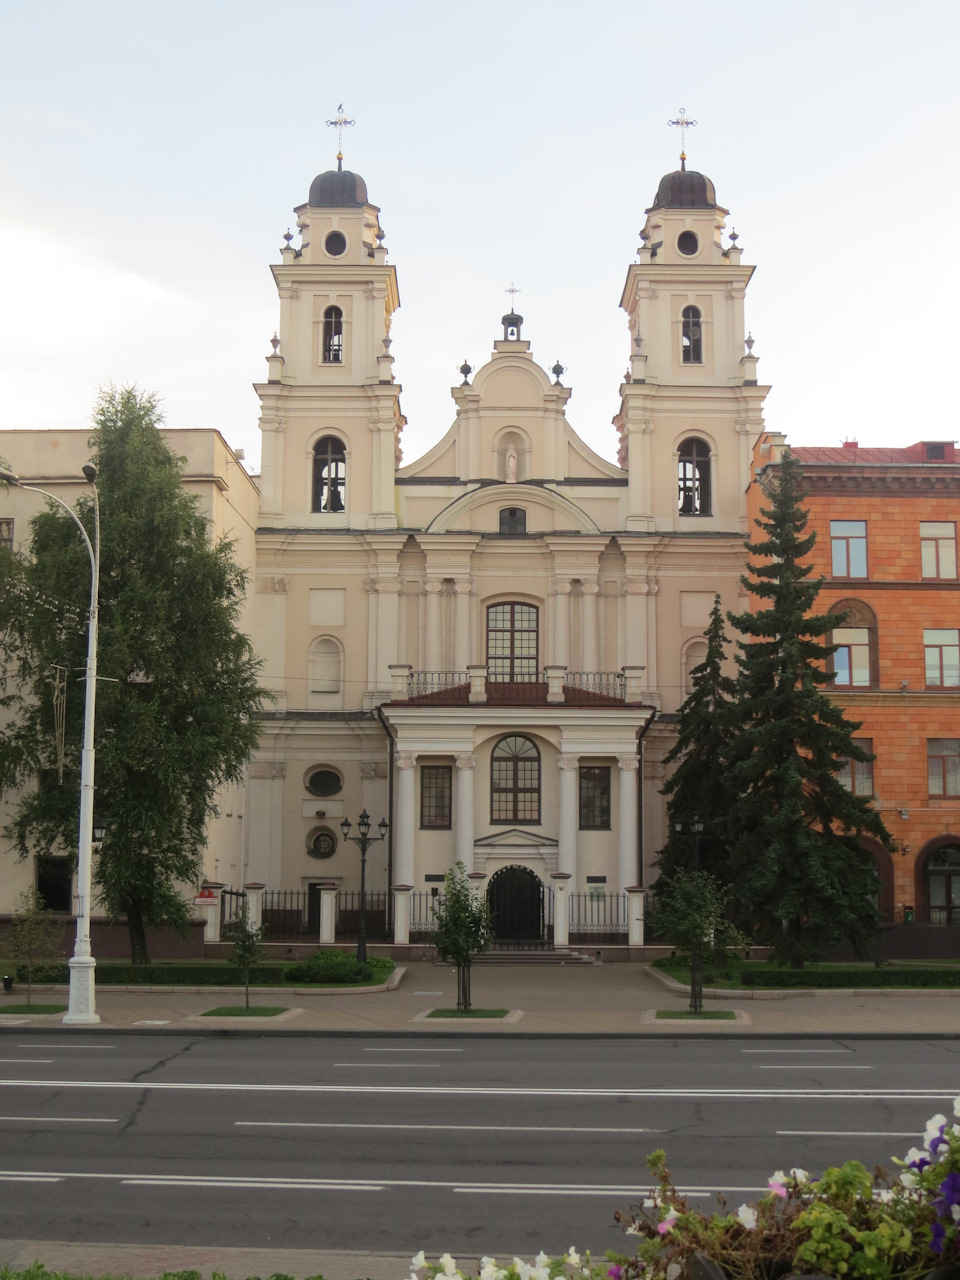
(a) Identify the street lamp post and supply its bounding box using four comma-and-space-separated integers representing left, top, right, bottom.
339, 811, 389, 963
674, 812, 706, 1013
0, 465, 101, 1025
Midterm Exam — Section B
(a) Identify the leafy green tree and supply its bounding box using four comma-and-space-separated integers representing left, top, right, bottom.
430, 860, 493, 1012
10, 888, 65, 1006
0, 387, 268, 965
648, 870, 747, 1012
656, 596, 736, 884
724, 450, 892, 968
228, 898, 265, 1009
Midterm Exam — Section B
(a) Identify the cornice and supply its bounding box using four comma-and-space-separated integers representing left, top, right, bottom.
801, 470, 960, 496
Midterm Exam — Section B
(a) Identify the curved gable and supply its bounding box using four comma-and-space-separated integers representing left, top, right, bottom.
425, 483, 600, 535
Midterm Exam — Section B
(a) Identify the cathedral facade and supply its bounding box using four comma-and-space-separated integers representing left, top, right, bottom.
245, 153, 769, 938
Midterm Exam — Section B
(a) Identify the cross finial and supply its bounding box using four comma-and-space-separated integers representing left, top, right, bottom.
504, 281, 521, 305
325, 103, 356, 170
668, 107, 697, 170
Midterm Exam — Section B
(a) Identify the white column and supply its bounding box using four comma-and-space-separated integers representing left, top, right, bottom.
392, 886, 411, 945
454, 581, 472, 669
243, 883, 264, 930
627, 887, 645, 946
365, 579, 379, 693
558, 755, 579, 877
424, 581, 443, 670
395, 753, 417, 884
551, 873, 571, 947
319, 884, 338, 944
455, 754, 476, 871
553, 580, 571, 668
376, 580, 401, 687
580, 581, 600, 671
617, 755, 640, 892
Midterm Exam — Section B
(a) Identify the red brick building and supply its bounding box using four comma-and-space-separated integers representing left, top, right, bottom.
750, 434, 960, 931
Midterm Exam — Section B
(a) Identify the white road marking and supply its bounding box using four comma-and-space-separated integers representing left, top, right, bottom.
777, 1130, 920, 1137
363, 1048, 463, 1053
455, 1188, 712, 1198
333, 1063, 442, 1068
0, 1079, 952, 1100
236, 1121, 660, 1134
0, 1116, 117, 1124
755, 1065, 872, 1070
0, 1174, 62, 1183
0, 1060, 52, 1064
134, 1021, 171, 1026
18, 1045, 113, 1049
413, 992, 444, 995
742, 1049, 852, 1054
122, 1178, 383, 1191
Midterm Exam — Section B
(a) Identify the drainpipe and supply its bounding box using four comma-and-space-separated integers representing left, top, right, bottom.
375, 704, 396, 935
635, 709, 657, 888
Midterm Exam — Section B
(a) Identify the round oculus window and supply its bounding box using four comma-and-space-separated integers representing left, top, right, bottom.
308, 830, 337, 859
677, 230, 699, 256
324, 231, 347, 257
306, 768, 343, 798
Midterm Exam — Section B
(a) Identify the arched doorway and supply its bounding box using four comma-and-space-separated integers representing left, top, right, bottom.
487, 865, 544, 942
924, 843, 960, 926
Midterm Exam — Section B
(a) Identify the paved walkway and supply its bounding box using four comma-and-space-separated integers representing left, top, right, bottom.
1, 959, 959, 1035
1, 961, 956, 1278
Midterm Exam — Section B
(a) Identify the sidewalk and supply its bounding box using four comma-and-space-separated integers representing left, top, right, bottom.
2, 959, 960, 1036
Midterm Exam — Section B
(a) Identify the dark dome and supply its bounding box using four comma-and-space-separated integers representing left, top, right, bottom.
649, 168, 717, 211
308, 167, 368, 208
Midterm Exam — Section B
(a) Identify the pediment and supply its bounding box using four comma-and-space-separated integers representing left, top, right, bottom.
474, 828, 559, 848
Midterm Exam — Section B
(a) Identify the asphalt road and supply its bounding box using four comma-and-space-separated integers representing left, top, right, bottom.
0, 1034, 955, 1256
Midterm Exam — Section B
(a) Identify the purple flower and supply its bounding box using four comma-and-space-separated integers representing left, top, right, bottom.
607, 1267, 622, 1279
934, 1171, 960, 1218
931, 1220, 946, 1255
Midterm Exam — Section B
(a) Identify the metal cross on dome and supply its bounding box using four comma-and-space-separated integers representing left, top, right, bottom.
326, 104, 355, 163
504, 282, 521, 305
668, 107, 697, 162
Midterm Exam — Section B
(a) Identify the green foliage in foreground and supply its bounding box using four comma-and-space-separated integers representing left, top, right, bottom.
655, 1010, 736, 1020
6, 957, 393, 986
427, 1008, 509, 1018
200, 1006, 287, 1017
654, 958, 960, 989
0, 1003, 67, 1014
0, 1269, 325, 1280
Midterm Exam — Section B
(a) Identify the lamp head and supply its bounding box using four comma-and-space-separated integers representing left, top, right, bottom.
340, 817, 351, 838
82, 464, 97, 485
92, 819, 105, 843
358, 810, 371, 838
378, 817, 388, 838
0, 467, 20, 486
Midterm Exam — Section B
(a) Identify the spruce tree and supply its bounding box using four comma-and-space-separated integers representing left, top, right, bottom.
725, 450, 892, 967
656, 595, 736, 885
0, 387, 267, 964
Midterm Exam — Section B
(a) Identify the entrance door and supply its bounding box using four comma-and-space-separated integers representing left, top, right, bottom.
487, 865, 544, 942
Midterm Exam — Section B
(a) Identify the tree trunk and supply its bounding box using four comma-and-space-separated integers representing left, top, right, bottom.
126, 904, 151, 966
457, 963, 471, 1012
689, 951, 704, 1013
245, 968, 250, 1009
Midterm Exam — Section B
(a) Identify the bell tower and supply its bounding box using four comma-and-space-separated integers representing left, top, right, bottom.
255, 145, 402, 530
614, 147, 769, 533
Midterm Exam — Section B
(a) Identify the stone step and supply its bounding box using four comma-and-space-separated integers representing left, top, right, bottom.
469, 949, 596, 965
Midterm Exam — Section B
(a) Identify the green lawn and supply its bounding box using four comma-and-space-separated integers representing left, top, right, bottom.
0, 1003, 68, 1015
427, 1008, 510, 1019
653, 959, 960, 989
200, 1006, 288, 1017
655, 1009, 736, 1020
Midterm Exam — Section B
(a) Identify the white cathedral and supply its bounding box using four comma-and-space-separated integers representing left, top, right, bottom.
0, 147, 770, 944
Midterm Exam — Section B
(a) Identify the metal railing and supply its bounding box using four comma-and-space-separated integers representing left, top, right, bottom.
562, 671, 625, 700
220, 887, 247, 935
259, 889, 391, 941
569, 891, 628, 940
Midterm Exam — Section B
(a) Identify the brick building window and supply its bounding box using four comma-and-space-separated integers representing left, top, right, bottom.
928, 739, 960, 797
829, 599, 878, 688
420, 765, 452, 829
838, 739, 874, 796
924, 629, 960, 687
830, 521, 868, 578
921, 522, 957, 580
579, 766, 611, 830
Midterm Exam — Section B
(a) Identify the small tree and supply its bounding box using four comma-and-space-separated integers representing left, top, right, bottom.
648, 870, 747, 1013
228, 898, 265, 1009
10, 888, 65, 1006
430, 861, 493, 1012
657, 596, 736, 884
725, 450, 893, 967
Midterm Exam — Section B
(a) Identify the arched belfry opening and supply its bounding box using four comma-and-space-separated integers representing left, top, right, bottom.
501, 310, 523, 341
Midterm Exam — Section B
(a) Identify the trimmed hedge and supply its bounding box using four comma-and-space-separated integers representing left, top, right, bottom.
741, 965, 960, 988
284, 949, 372, 984
15, 962, 288, 986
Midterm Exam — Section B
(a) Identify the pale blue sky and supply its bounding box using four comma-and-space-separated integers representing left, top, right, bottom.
1, 0, 956, 470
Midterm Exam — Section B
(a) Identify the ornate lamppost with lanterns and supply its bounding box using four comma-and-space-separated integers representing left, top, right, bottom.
339, 810, 388, 963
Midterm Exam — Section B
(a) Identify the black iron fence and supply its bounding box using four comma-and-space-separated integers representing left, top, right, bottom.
569, 892, 628, 943
258, 888, 391, 941
220, 887, 247, 936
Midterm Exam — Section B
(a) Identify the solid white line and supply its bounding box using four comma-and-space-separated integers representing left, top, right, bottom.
0, 1060, 52, 1064
777, 1130, 919, 1137
18, 1045, 113, 1050
363, 1048, 463, 1053
755, 1065, 873, 1070
742, 1049, 852, 1054
0, 1116, 118, 1124
122, 1179, 383, 1191
0, 1079, 954, 1100
236, 1121, 660, 1134
454, 1189, 712, 1198
0, 1175, 62, 1183
333, 1064, 442, 1069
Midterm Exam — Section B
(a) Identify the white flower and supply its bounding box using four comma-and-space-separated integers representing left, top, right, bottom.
513, 1260, 534, 1280
789, 1167, 809, 1185
771, 1169, 786, 1184
534, 1253, 550, 1269
565, 1250, 581, 1268
875, 1189, 894, 1203
439, 1254, 458, 1278
480, 1259, 500, 1280
953, 1205, 960, 1223
901, 1171, 917, 1188
924, 1113, 948, 1147
411, 1254, 427, 1273
953, 1093, 960, 1119
737, 1204, 757, 1230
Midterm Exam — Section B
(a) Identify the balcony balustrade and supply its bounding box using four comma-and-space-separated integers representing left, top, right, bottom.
389, 664, 646, 705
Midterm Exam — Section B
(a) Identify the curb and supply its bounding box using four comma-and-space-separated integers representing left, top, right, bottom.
0, 966, 406, 999
642, 963, 960, 999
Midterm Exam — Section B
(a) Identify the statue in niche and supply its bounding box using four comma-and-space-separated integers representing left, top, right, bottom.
504, 443, 518, 483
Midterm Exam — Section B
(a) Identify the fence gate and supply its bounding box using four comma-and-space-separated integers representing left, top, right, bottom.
220, 887, 247, 936
486, 865, 552, 949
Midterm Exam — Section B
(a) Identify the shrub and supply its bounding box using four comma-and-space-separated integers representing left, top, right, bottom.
283, 949, 373, 984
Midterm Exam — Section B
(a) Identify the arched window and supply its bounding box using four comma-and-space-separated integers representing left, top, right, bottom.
487, 602, 538, 682
499, 507, 526, 535
322, 305, 344, 363
829, 599, 878, 688
308, 636, 342, 706
678, 438, 711, 516
683, 639, 708, 694
312, 437, 346, 513
491, 735, 540, 824
681, 305, 702, 363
